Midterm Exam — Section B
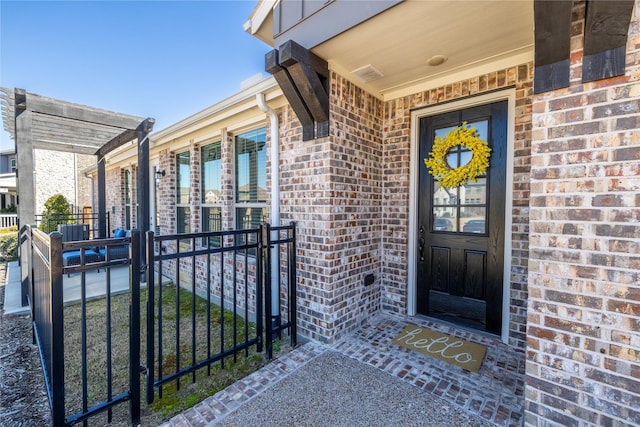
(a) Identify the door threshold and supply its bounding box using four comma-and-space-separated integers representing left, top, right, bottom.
413, 313, 501, 342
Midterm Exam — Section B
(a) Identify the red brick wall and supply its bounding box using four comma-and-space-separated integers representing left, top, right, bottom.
526, 1, 640, 425
158, 148, 175, 235
278, 73, 384, 343
381, 65, 534, 349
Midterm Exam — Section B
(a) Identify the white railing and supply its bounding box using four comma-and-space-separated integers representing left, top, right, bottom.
0, 214, 18, 229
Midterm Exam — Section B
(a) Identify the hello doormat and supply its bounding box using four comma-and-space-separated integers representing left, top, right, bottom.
393, 324, 487, 373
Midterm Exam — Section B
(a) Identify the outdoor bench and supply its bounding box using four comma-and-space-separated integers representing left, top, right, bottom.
62, 248, 101, 267
96, 228, 130, 261
58, 223, 101, 275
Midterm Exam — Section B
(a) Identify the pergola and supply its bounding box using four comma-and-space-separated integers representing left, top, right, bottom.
0, 87, 154, 238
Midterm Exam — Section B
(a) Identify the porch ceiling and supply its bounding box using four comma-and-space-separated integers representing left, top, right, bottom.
258, 0, 534, 99
0, 87, 147, 156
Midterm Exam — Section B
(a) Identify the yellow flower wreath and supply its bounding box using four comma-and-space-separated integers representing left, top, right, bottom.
423, 123, 491, 189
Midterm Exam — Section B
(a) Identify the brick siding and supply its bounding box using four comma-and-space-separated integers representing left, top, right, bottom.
526, 1, 640, 425
278, 73, 384, 343
381, 65, 534, 350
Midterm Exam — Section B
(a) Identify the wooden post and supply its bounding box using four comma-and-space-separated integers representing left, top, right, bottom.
137, 119, 154, 276
15, 89, 35, 227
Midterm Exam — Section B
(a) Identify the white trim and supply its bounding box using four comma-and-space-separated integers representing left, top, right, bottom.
243, 0, 277, 35
408, 89, 516, 344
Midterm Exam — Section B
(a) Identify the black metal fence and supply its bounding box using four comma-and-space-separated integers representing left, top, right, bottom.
23, 225, 140, 426
22, 222, 297, 425
145, 222, 297, 403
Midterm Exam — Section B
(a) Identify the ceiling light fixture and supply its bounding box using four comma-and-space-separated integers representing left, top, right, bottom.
427, 55, 448, 66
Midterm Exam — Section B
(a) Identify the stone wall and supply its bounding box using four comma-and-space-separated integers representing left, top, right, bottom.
381, 64, 534, 349
158, 148, 176, 235
34, 149, 74, 215
526, 1, 640, 425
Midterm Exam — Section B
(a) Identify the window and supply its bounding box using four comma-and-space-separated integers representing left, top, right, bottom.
235, 128, 267, 231
9, 157, 16, 173
235, 128, 267, 251
431, 120, 489, 234
176, 151, 190, 234
201, 142, 222, 246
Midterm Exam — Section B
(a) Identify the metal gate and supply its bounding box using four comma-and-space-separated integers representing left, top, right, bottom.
145, 223, 297, 403
23, 225, 141, 426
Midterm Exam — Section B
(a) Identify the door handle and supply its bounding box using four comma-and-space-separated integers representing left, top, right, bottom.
419, 237, 425, 261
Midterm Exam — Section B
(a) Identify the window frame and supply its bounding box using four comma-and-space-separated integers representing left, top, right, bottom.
201, 141, 223, 246
176, 150, 191, 234
234, 127, 267, 231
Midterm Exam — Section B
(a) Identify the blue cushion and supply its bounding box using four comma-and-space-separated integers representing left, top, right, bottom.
62, 249, 100, 266
99, 245, 129, 261
114, 228, 126, 238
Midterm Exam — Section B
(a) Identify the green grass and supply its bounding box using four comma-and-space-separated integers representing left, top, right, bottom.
62, 283, 272, 426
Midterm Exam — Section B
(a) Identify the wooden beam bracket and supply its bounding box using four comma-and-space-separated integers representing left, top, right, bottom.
265, 40, 330, 140
533, 0, 573, 94
582, 0, 635, 83
266, 49, 316, 141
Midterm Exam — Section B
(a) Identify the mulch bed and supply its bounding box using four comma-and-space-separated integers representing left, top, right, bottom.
0, 263, 52, 426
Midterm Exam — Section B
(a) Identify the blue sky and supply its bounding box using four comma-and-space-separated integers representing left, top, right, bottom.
0, 0, 271, 150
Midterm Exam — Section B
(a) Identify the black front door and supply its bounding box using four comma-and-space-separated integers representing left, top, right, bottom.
417, 101, 507, 335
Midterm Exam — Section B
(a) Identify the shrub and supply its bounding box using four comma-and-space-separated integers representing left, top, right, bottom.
0, 204, 16, 213
0, 232, 18, 261
39, 194, 73, 233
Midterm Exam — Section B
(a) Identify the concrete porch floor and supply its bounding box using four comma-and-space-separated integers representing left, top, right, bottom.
163, 314, 525, 427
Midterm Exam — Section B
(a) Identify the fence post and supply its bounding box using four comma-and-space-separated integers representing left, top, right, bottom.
129, 230, 141, 425
49, 231, 65, 426
145, 230, 155, 404
255, 226, 263, 353
20, 225, 31, 307
262, 224, 272, 358
288, 222, 297, 347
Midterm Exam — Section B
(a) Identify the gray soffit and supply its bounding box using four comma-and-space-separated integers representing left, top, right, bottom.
1, 87, 150, 156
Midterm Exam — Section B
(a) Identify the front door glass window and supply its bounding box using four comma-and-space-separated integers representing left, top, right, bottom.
431, 120, 489, 234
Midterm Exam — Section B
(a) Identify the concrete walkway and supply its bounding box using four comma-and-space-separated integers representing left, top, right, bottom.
3, 261, 131, 315
175, 344, 494, 427
162, 314, 525, 427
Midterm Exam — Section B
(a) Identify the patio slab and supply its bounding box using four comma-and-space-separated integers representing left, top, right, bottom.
3, 261, 133, 315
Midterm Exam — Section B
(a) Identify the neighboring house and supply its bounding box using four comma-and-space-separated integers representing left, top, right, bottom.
33, 149, 94, 217
0, 146, 93, 218
0, 148, 17, 210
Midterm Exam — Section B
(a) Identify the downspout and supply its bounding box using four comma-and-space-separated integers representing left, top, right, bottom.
256, 93, 281, 329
